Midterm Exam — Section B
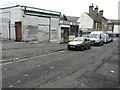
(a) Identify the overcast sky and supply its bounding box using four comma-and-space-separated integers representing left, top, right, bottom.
0, 0, 119, 19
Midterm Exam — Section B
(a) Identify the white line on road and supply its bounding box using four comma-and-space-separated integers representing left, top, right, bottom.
1, 50, 65, 66
0, 59, 15, 62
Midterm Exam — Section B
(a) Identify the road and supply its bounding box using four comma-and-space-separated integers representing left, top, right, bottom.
2, 40, 119, 88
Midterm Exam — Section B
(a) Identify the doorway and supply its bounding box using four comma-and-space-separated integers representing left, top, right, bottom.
15, 22, 22, 41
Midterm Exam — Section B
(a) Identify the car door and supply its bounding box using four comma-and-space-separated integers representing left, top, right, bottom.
86, 38, 91, 47
84, 38, 89, 48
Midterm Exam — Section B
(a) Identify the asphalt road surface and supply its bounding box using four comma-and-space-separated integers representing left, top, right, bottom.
2, 40, 119, 88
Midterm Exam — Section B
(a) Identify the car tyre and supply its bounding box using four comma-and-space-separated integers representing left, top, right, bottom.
80, 46, 84, 51
88, 46, 91, 49
99, 41, 103, 46
67, 47, 71, 50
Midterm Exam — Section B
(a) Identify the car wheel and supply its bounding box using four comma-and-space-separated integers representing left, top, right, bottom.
99, 41, 103, 46
86, 46, 88, 50
88, 46, 91, 49
80, 46, 84, 51
102, 41, 104, 45
68, 47, 71, 50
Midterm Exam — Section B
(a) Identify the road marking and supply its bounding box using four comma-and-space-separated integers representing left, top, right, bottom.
1, 50, 66, 66
0, 59, 15, 62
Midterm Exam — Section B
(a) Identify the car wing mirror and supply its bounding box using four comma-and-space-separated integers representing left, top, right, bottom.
84, 39, 87, 41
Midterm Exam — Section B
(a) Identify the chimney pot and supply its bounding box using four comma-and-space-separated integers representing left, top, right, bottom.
95, 5, 98, 9
99, 10, 104, 16
94, 5, 98, 16
89, 4, 94, 15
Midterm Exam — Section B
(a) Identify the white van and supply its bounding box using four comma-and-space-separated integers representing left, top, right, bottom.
104, 33, 110, 43
104, 33, 113, 43
89, 31, 105, 46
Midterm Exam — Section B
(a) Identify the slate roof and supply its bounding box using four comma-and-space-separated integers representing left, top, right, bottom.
101, 16, 108, 21
66, 16, 79, 22
86, 12, 108, 23
60, 14, 68, 21
86, 13, 101, 23
109, 19, 120, 25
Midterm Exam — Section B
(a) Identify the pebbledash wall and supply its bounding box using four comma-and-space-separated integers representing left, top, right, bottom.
0, 5, 61, 43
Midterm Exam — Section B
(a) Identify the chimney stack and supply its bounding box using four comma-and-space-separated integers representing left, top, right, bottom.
94, 6, 98, 16
99, 10, 103, 16
89, 3, 94, 16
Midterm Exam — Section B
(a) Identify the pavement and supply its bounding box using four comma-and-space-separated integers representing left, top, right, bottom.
1, 40, 67, 63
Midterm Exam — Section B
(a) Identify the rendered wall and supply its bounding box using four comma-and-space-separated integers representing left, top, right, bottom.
22, 15, 50, 42
50, 18, 59, 41
78, 12, 93, 29
0, 6, 23, 40
22, 15, 60, 42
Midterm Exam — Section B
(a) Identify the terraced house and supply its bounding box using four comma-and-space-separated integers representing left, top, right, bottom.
77, 4, 108, 34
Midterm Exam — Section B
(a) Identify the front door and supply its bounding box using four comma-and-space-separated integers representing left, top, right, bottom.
61, 27, 69, 43
15, 22, 22, 41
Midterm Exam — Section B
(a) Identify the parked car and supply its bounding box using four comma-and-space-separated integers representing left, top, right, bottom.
108, 34, 113, 42
108, 37, 113, 42
67, 37, 91, 51
89, 31, 105, 46
104, 33, 110, 43
104, 33, 113, 43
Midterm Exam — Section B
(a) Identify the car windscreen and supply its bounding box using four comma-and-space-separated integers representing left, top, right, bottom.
73, 37, 84, 41
89, 34, 99, 38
